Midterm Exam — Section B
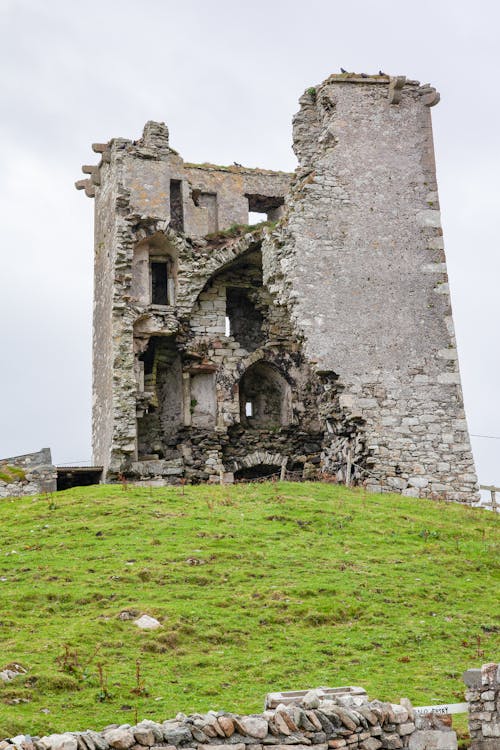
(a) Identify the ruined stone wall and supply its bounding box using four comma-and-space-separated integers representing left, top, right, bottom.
265, 75, 478, 502
82, 123, 295, 479
464, 662, 500, 749
92, 153, 119, 469
0, 689, 458, 750
78, 74, 479, 500
128, 228, 346, 484
0, 448, 57, 498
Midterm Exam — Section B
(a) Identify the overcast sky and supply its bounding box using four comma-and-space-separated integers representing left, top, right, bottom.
1, 0, 498, 487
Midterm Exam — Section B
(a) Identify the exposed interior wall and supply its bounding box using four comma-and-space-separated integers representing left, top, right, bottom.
127, 235, 353, 483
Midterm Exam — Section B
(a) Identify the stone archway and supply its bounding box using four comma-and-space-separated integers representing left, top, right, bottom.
233, 450, 286, 476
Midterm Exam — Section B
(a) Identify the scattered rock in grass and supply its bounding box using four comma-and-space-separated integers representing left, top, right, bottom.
0, 662, 27, 682
134, 615, 161, 630
118, 610, 139, 621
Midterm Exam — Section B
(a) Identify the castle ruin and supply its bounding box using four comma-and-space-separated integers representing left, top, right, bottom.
76, 73, 479, 502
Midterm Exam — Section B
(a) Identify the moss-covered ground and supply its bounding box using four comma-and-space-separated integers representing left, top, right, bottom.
0, 482, 498, 738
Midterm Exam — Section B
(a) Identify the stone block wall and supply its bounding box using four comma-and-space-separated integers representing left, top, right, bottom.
0, 689, 457, 750
464, 662, 500, 749
0, 448, 57, 499
265, 74, 479, 502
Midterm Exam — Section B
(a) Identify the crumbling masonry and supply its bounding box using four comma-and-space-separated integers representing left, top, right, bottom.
76, 73, 479, 501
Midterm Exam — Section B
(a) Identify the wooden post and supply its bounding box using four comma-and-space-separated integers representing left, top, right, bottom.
345, 448, 352, 487
280, 457, 288, 481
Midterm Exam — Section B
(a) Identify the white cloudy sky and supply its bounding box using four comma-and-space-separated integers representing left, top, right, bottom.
1, 0, 499, 486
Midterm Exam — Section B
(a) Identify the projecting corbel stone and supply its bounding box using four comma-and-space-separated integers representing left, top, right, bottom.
81, 165, 101, 186
75, 178, 95, 198
92, 142, 108, 153
419, 85, 440, 107
388, 76, 406, 104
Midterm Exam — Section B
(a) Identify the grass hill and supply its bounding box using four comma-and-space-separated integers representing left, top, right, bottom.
0, 482, 498, 738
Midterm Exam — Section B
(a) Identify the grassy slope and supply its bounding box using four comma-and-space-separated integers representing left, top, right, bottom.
0, 482, 498, 738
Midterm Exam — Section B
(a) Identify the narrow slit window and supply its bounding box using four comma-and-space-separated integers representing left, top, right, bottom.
225, 316, 231, 337
151, 262, 168, 305
245, 401, 253, 417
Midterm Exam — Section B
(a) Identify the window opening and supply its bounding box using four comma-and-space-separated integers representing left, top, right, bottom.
170, 180, 184, 232
246, 193, 285, 224
248, 211, 266, 225
151, 261, 169, 305
245, 401, 253, 417
225, 316, 231, 337
226, 287, 264, 351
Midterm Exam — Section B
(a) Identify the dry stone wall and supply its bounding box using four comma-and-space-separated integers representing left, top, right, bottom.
0, 448, 56, 499
0, 689, 457, 750
464, 662, 500, 749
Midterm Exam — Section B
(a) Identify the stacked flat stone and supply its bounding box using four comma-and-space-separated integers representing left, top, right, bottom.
464, 662, 500, 750
0, 690, 457, 750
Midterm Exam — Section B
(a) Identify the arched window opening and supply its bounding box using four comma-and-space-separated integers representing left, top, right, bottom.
239, 361, 291, 429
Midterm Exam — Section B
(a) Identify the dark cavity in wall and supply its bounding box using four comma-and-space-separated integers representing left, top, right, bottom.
234, 463, 281, 481
239, 361, 290, 428
138, 336, 183, 457
170, 180, 184, 232
151, 261, 169, 305
226, 287, 264, 351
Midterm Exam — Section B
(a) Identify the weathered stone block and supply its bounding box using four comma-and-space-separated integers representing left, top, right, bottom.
408, 730, 457, 750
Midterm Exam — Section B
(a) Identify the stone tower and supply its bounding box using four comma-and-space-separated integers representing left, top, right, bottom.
76, 73, 479, 502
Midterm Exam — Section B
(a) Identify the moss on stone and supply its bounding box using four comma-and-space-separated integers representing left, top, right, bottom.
205, 220, 276, 243
0, 465, 26, 483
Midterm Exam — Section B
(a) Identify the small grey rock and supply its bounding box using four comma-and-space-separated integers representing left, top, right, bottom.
301, 691, 321, 710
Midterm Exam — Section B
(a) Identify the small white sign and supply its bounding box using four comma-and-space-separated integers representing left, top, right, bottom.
414, 702, 468, 716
